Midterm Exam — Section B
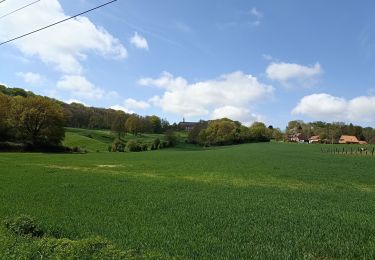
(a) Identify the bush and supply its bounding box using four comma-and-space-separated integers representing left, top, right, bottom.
4, 215, 44, 237
161, 141, 168, 148
164, 130, 178, 147
126, 140, 142, 152
72, 146, 81, 153
112, 139, 125, 152
153, 138, 160, 149
141, 143, 148, 151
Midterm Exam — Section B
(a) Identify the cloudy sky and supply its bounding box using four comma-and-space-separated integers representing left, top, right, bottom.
1, 0, 375, 128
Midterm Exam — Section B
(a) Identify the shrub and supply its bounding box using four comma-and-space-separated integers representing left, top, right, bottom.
161, 141, 168, 148
112, 139, 125, 152
164, 130, 178, 147
141, 143, 148, 151
126, 140, 142, 152
153, 138, 160, 149
72, 146, 81, 153
4, 215, 44, 237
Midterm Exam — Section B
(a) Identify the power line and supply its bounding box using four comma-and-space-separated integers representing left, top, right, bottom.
0, 0, 7, 4
0, 0, 118, 46
0, 0, 41, 20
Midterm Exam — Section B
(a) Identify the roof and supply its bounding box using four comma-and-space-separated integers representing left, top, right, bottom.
289, 133, 308, 140
309, 135, 321, 140
178, 122, 197, 127
359, 141, 368, 145
339, 135, 359, 143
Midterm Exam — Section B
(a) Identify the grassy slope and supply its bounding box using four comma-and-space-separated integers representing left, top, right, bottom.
1, 143, 375, 258
62, 128, 170, 152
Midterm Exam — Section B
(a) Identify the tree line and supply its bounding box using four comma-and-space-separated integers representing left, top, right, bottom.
0, 85, 170, 149
286, 120, 375, 144
188, 118, 283, 146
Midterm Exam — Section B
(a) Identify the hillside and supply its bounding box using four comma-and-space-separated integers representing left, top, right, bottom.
62, 128, 178, 152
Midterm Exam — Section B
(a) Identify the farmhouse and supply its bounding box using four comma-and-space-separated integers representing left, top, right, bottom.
309, 135, 321, 144
339, 135, 359, 144
178, 120, 198, 131
289, 133, 308, 143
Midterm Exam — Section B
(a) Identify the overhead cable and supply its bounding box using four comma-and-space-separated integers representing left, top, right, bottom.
0, 0, 41, 20
0, 0, 117, 46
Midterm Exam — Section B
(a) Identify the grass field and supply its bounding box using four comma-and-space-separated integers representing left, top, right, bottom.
1, 142, 375, 258
62, 128, 173, 152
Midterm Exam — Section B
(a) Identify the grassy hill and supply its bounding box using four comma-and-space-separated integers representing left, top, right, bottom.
1, 142, 375, 258
62, 128, 175, 152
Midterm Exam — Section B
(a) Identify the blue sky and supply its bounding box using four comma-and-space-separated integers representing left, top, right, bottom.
1, 0, 375, 128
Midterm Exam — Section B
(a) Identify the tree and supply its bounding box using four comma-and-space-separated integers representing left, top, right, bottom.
161, 118, 170, 132
188, 120, 208, 144
0, 93, 11, 141
199, 119, 237, 145
249, 122, 270, 142
111, 111, 128, 138
164, 129, 178, 147
271, 128, 284, 141
148, 115, 162, 133
10, 96, 65, 146
125, 115, 142, 135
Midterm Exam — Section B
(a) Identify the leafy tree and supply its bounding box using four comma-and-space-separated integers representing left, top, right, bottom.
111, 111, 128, 138
249, 122, 270, 142
200, 119, 237, 146
161, 118, 170, 132
148, 115, 162, 133
164, 129, 178, 147
271, 128, 284, 141
125, 115, 142, 135
0, 93, 11, 141
188, 121, 208, 144
10, 96, 65, 146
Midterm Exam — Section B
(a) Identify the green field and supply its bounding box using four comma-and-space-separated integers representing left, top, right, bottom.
1, 142, 375, 258
62, 128, 174, 152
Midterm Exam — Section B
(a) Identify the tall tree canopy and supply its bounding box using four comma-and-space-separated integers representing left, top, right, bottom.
10, 96, 65, 146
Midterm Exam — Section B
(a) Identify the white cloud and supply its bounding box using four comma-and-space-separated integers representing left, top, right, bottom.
262, 54, 274, 61
249, 7, 263, 26
16, 72, 45, 85
266, 62, 322, 88
110, 105, 134, 114
56, 75, 106, 100
250, 7, 263, 19
140, 71, 274, 123
211, 106, 261, 126
0, 0, 127, 74
111, 98, 149, 114
174, 21, 193, 33
124, 98, 150, 109
130, 32, 149, 50
292, 93, 375, 123
65, 99, 87, 106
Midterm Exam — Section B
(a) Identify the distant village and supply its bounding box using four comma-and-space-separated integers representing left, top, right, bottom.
288, 133, 368, 145
178, 119, 372, 145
